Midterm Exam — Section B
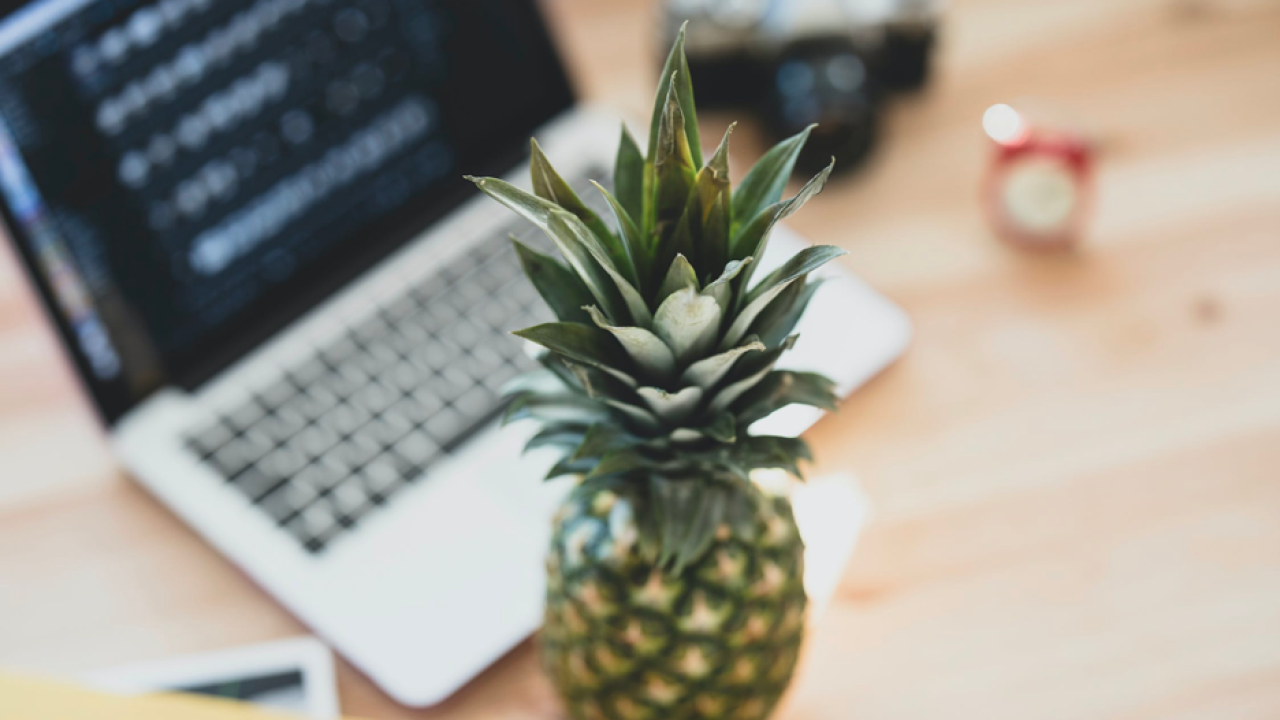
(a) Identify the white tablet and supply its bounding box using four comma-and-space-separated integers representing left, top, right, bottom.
85, 637, 340, 720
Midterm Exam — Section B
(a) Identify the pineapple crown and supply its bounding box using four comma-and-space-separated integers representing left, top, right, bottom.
467, 26, 845, 571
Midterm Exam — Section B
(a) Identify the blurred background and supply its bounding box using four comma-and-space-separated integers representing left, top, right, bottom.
1, 0, 1279, 717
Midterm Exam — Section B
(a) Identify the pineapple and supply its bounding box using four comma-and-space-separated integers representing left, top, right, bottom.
467, 25, 842, 720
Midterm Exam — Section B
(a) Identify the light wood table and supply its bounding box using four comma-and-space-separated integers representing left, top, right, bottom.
3, 0, 1279, 717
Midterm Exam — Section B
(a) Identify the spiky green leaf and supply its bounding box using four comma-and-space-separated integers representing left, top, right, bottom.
590, 180, 649, 295
530, 139, 634, 283
648, 23, 702, 169
510, 238, 593, 325
615, 124, 645, 228
680, 336, 766, 389
584, 305, 676, 380
657, 253, 698, 305
721, 245, 845, 350
735, 370, 839, 428
469, 177, 627, 321
653, 286, 722, 364
636, 385, 703, 424
548, 211, 652, 327
749, 277, 822, 348
513, 323, 637, 387
732, 124, 815, 230
728, 160, 835, 291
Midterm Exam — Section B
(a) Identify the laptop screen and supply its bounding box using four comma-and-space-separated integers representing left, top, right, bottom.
0, 0, 572, 424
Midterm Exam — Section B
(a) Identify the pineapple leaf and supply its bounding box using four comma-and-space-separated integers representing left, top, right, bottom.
749, 277, 823, 348
510, 238, 593, 325
735, 370, 839, 426
737, 436, 813, 480
636, 385, 703, 425
648, 22, 702, 169
603, 397, 664, 433
513, 323, 637, 387
573, 423, 623, 462
531, 139, 635, 284
585, 305, 676, 380
747, 244, 845, 304
588, 447, 650, 480
728, 159, 835, 288
701, 257, 752, 314
653, 286, 723, 365
590, 180, 649, 295
702, 412, 738, 443
468, 177, 627, 321
549, 211, 652, 327
721, 245, 845, 350
526, 422, 593, 453
681, 336, 766, 389
615, 125, 645, 228
731, 124, 816, 230
708, 335, 798, 415
546, 455, 599, 481
503, 393, 604, 427
651, 478, 726, 574
692, 123, 734, 274
657, 254, 699, 305
652, 86, 698, 266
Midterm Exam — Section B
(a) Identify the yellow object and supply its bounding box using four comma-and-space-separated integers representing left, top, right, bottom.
0, 672, 353, 720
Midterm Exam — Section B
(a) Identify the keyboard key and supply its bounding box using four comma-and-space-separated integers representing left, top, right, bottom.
482, 363, 521, 395
382, 293, 419, 322
295, 461, 345, 494
289, 357, 329, 387
418, 339, 459, 370
429, 366, 470, 402
353, 315, 391, 344
333, 434, 382, 468
286, 500, 341, 551
259, 481, 316, 523
361, 456, 404, 500
188, 421, 235, 457
424, 405, 464, 441
259, 446, 307, 480
259, 407, 308, 443
321, 335, 359, 366
211, 442, 254, 479
455, 385, 494, 419
226, 400, 266, 432
231, 466, 285, 501
409, 386, 444, 416
387, 360, 429, 392
352, 382, 397, 414
366, 413, 412, 446
325, 402, 372, 436
295, 423, 340, 459
257, 379, 297, 409
392, 430, 439, 467
323, 364, 367, 398
293, 387, 339, 419
330, 481, 373, 522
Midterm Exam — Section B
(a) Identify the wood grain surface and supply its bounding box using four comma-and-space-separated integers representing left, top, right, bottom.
3, 0, 1279, 717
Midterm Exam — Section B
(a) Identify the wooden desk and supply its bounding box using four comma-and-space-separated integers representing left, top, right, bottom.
3, 0, 1279, 717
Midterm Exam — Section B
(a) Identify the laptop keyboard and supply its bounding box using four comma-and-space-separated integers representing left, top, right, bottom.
182, 196, 584, 554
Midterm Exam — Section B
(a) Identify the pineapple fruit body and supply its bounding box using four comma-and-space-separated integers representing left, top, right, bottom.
543, 481, 806, 720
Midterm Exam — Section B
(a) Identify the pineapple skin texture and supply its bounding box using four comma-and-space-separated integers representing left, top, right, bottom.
541, 483, 807, 720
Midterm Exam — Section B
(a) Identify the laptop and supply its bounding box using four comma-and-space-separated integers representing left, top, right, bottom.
0, 0, 911, 706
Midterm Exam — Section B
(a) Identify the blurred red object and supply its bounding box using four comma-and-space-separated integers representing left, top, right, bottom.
982, 102, 1094, 251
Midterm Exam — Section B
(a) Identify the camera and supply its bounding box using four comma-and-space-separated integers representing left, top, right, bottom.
662, 0, 941, 174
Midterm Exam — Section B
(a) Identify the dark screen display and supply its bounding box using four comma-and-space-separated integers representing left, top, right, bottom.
0, 0, 572, 423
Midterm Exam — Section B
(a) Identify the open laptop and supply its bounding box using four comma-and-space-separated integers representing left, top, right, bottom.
0, 0, 911, 706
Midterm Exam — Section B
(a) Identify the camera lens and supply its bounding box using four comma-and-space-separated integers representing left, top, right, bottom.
764, 40, 881, 174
